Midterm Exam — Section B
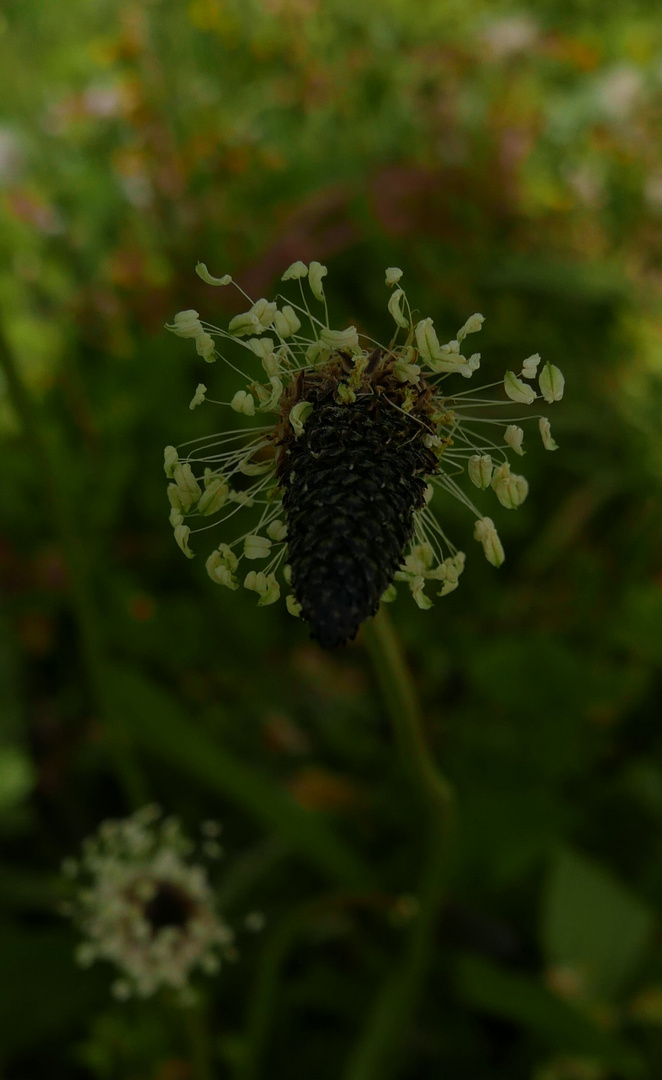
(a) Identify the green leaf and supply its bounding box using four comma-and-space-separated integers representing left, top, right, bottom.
542, 847, 654, 999
108, 666, 373, 890
456, 954, 642, 1072
614, 586, 662, 667
0, 744, 35, 814
0, 928, 106, 1061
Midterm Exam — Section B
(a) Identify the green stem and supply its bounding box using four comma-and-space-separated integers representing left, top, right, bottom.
235, 892, 386, 1080
344, 607, 455, 1080
234, 905, 305, 1080
0, 325, 147, 807
183, 1002, 215, 1080
362, 606, 453, 816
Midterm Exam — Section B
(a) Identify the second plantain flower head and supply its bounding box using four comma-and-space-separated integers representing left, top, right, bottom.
64, 806, 233, 1002
165, 261, 564, 648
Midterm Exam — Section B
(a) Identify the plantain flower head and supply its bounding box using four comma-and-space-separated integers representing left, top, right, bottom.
63, 806, 233, 1001
164, 262, 564, 647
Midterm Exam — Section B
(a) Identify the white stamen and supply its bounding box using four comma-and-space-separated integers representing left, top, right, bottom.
539, 416, 559, 450
539, 361, 565, 403
504, 425, 525, 455
196, 263, 232, 286
189, 383, 207, 410
308, 261, 328, 302
504, 370, 536, 405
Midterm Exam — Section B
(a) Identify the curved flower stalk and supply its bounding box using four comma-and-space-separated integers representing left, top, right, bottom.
164, 261, 564, 647
62, 806, 233, 1001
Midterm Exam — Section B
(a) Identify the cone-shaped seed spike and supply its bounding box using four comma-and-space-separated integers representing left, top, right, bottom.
277, 361, 436, 647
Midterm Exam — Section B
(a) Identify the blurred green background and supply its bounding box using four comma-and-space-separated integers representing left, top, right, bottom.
2, 0, 662, 1077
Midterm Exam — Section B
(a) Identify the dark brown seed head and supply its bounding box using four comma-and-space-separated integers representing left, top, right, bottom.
274, 350, 439, 648
143, 881, 195, 933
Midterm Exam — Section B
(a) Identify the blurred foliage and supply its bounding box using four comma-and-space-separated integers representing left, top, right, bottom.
1, 0, 662, 1077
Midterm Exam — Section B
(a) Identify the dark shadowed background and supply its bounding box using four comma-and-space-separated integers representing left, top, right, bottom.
1, 1, 662, 1077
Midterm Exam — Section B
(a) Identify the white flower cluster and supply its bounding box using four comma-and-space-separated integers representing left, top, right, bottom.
63, 805, 233, 1001
164, 260, 565, 613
